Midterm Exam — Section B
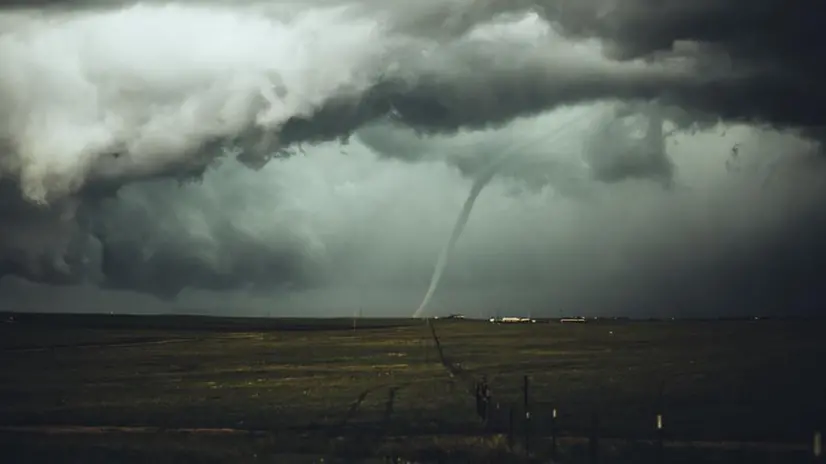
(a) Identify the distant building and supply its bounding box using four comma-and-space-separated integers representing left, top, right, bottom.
435, 314, 466, 320
490, 317, 535, 324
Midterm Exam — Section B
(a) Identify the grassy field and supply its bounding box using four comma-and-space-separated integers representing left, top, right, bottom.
0, 313, 823, 463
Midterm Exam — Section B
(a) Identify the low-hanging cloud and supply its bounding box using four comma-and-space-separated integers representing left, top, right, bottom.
1, 0, 825, 317
0, 1, 775, 203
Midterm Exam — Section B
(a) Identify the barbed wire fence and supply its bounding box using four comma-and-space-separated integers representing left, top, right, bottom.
425, 319, 824, 464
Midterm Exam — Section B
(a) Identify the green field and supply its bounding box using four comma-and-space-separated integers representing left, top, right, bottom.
0, 313, 823, 463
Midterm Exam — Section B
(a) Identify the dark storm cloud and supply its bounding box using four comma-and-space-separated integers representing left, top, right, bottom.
90, 178, 327, 298
180, 0, 826, 156
0, 1, 819, 202
0, 0, 698, 299
0, 3, 696, 205
582, 103, 673, 185
534, 0, 826, 132
0, 180, 97, 285
391, 0, 826, 133
1, 0, 825, 312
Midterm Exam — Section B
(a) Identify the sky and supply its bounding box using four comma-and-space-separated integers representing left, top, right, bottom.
0, 0, 825, 318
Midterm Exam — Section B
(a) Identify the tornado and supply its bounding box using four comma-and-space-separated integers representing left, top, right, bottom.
412, 163, 499, 318
411, 107, 598, 318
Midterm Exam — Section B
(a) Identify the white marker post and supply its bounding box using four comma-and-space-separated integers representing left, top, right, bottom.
551, 407, 558, 460
815, 431, 822, 460
656, 413, 664, 464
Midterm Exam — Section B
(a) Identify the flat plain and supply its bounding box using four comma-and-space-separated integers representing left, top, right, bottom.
0, 313, 823, 463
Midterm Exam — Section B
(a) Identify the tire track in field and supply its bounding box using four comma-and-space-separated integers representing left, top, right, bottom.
338, 385, 387, 428
334, 382, 410, 429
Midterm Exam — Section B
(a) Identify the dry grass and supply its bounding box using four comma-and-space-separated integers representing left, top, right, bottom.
0, 314, 823, 462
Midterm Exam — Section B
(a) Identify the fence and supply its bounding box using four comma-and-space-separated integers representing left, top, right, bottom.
425, 319, 823, 463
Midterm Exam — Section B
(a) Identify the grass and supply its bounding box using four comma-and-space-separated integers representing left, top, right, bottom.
1, 313, 824, 463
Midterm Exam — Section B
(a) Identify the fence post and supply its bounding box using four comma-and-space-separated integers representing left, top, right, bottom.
589, 413, 600, 464
483, 389, 492, 431
656, 413, 664, 464
550, 407, 558, 461
814, 430, 822, 463
656, 380, 665, 464
523, 375, 531, 455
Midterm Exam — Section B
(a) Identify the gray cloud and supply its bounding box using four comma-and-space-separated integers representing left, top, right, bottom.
0, 2, 754, 202
5, 113, 824, 317
539, 0, 826, 130
1, 1, 825, 316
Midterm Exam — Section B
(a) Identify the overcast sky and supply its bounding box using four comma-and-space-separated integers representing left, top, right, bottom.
0, 0, 824, 317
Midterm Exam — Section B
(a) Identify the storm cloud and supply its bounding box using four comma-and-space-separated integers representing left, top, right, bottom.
1, 0, 825, 317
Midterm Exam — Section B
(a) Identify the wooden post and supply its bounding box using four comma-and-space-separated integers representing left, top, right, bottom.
551, 407, 558, 461
589, 413, 600, 464
656, 413, 664, 464
523, 375, 531, 454
656, 380, 665, 464
483, 384, 491, 430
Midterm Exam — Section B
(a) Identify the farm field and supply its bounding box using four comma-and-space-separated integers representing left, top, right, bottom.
0, 312, 824, 463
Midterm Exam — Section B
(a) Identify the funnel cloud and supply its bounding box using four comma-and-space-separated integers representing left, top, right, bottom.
1, 1, 825, 318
